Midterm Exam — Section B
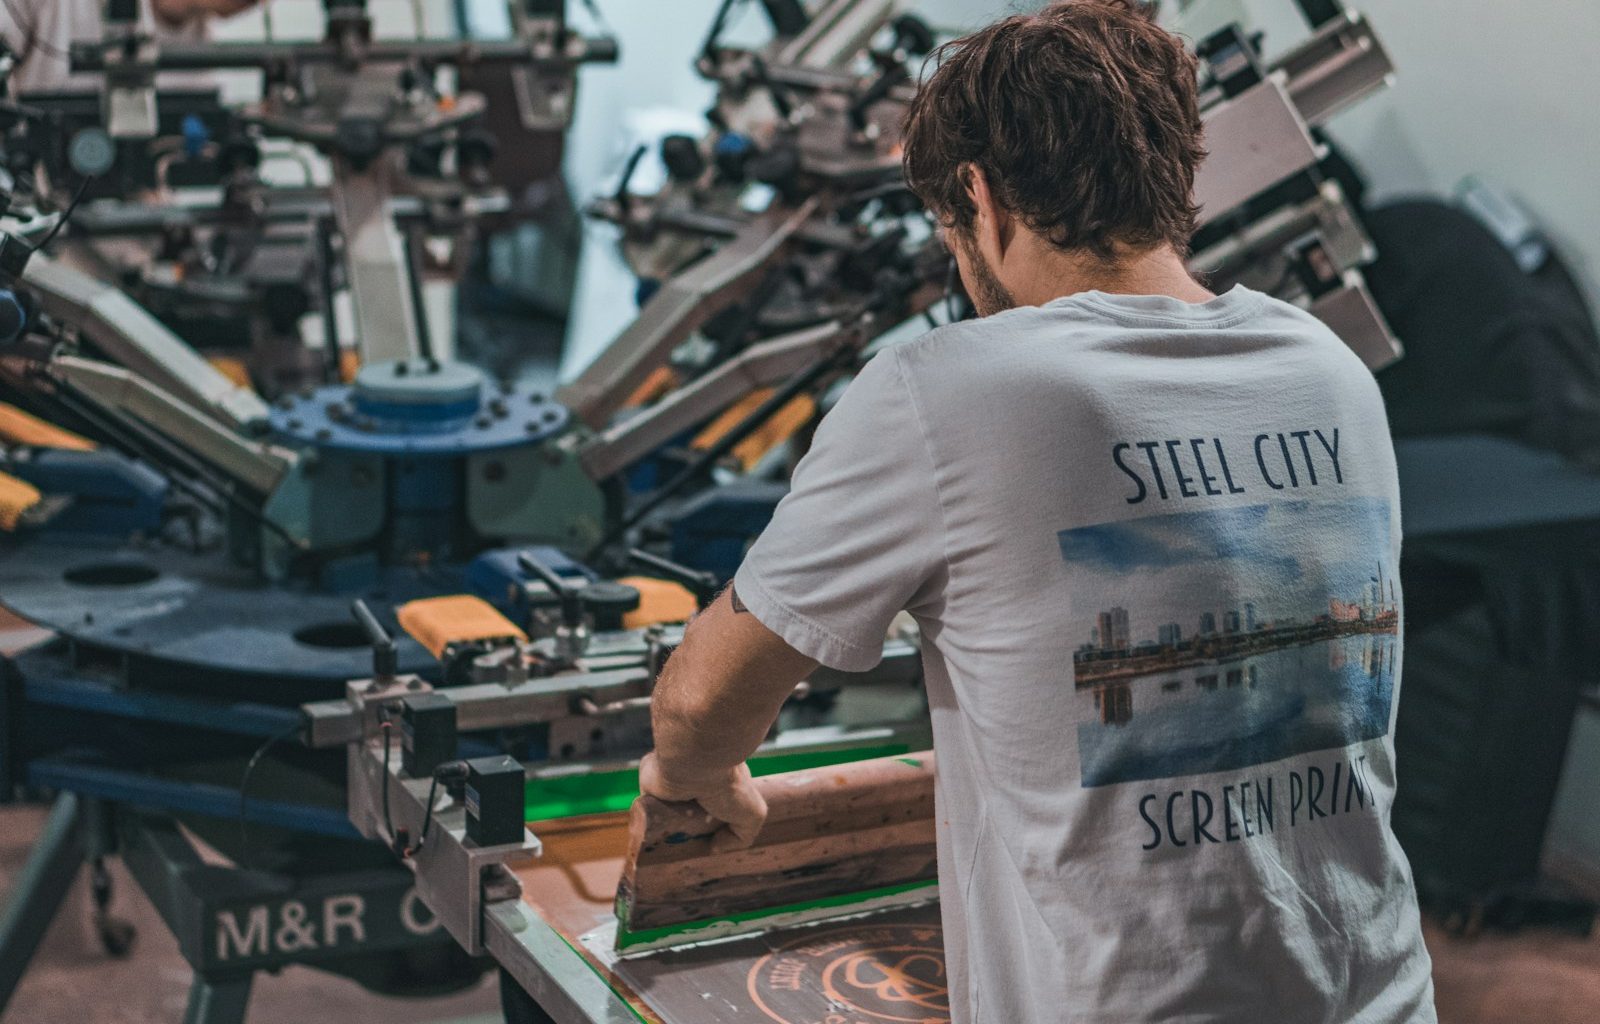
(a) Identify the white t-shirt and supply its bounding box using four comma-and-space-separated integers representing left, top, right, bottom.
733, 285, 1437, 1024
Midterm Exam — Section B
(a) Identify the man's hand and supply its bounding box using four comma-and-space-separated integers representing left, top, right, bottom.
638, 752, 767, 852
640, 584, 814, 852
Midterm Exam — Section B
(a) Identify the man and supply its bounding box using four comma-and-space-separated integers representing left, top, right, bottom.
2, 0, 255, 94
640, 2, 1437, 1021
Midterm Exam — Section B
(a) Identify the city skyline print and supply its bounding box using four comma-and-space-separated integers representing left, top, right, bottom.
1059, 498, 1399, 788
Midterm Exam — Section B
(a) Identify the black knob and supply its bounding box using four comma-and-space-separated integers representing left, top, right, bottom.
579, 581, 642, 631
659, 134, 705, 183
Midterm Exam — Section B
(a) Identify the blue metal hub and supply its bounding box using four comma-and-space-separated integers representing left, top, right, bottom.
268, 358, 570, 456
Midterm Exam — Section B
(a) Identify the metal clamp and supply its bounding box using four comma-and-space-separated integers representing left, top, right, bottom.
346, 737, 539, 956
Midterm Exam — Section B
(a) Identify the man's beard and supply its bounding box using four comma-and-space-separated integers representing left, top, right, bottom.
954, 230, 1016, 317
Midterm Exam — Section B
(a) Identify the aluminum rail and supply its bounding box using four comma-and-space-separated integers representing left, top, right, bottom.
22, 255, 271, 430
302, 637, 921, 749
49, 355, 295, 495
555, 198, 819, 429
577, 319, 852, 481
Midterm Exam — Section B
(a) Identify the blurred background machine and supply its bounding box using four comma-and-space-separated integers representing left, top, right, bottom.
1, 0, 1599, 1021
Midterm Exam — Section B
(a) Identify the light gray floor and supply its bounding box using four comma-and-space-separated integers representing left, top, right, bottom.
9, 797, 1600, 1024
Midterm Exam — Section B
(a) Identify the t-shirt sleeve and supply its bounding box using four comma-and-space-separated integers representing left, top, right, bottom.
732, 348, 945, 672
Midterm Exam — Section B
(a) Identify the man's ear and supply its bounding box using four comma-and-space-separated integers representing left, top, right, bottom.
961, 163, 1011, 265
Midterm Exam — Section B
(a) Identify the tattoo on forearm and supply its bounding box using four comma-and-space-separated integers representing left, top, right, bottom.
729, 584, 748, 613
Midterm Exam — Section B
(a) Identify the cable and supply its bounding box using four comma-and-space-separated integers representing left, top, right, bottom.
31, 175, 91, 253
236, 718, 307, 871
379, 713, 424, 858
412, 775, 441, 854
412, 760, 471, 857
380, 712, 462, 860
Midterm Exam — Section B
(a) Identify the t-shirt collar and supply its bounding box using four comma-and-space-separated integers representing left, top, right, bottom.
1043, 284, 1265, 327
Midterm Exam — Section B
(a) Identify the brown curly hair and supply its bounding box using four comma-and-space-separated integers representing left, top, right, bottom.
901, 0, 1206, 259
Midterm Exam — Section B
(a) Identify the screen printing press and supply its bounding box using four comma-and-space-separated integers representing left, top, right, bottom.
0, 2, 1415, 1018
301, 627, 944, 1024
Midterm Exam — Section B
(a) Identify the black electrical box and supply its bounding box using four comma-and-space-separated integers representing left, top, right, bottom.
400, 693, 457, 778
464, 755, 524, 847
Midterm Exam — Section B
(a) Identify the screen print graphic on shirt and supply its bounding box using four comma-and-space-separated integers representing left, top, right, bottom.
1111, 429, 1344, 504
1059, 496, 1397, 798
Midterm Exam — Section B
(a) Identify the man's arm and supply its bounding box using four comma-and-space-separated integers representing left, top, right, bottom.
639, 583, 816, 849
638, 350, 942, 848
150, 0, 257, 30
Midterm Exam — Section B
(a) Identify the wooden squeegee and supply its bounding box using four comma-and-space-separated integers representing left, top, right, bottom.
613, 751, 937, 952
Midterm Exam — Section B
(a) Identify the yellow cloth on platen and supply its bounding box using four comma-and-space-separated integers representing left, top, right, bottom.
395, 594, 527, 660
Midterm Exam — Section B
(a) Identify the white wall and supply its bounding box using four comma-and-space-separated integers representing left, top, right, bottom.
1213, 0, 1600, 311
557, 0, 727, 380
1328, 0, 1600, 312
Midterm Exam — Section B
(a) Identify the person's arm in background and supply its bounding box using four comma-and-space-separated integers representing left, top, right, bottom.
637, 347, 948, 848
639, 587, 816, 850
3, 0, 259, 95
150, 0, 257, 28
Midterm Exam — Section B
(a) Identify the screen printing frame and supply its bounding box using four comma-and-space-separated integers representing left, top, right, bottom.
378, 719, 934, 1024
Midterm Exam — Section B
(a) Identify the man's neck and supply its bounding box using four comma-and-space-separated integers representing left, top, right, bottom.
1008, 240, 1214, 308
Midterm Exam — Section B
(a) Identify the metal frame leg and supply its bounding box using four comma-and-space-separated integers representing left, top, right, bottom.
182, 973, 254, 1024
0, 792, 85, 1016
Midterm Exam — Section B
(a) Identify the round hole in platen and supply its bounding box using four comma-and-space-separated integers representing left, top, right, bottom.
293, 621, 371, 649
63, 563, 159, 587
